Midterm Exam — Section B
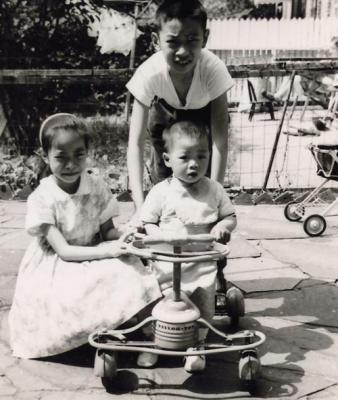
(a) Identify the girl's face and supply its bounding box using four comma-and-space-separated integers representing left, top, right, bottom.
45, 129, 88, 193
163, 134, 209, 184
155, 17, 208, 78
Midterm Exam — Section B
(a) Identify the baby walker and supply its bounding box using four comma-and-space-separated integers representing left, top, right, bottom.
284, 144, 338, 236
88, 232, 266, 392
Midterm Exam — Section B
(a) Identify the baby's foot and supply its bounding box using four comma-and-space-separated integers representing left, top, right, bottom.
137, 352, 158, 368
184, 348, 206, 373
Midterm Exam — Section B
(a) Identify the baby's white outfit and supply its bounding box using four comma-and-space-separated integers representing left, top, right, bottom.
8, 173, 161, 359
140, 176, 235, 294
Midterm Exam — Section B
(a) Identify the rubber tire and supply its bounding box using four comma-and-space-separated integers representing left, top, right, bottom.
226, 287, 245, 328
284, 201, 304, 222
303, 214, 326, 237
239, 350, 260, 393
94, 350, 117, 390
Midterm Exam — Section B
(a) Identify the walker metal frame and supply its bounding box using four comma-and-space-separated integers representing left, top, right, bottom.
89, 233, 266, 392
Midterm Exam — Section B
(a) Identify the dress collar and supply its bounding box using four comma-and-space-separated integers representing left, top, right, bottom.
41, 172, 91, 200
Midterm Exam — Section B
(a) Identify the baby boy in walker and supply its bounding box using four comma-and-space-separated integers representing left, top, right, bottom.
139, 120, 237, 371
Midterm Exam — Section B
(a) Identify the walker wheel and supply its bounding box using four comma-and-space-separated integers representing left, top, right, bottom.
94, 350, 117, 389
239, 350, 260, 393
303, 214, 326, 236
284, 201, 304, 222
226, 287, 245, 329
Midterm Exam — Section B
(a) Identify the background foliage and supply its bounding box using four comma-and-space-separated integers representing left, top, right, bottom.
0, 0, 155, 155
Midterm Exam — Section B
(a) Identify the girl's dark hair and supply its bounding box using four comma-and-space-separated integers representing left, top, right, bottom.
162, 120, 209, 151
155, 0, 207, 32
39, 113, 90, 154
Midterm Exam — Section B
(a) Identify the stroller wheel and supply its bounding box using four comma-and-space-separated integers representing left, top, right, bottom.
303, 214, 326, 236
284, 201, 304, 221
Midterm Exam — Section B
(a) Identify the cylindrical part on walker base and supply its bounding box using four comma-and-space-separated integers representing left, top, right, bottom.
173, 245, 182, 301
153, 320, 198, 349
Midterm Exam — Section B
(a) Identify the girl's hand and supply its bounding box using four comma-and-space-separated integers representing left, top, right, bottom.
100, 241, 127, 258
210, 223, 231, 244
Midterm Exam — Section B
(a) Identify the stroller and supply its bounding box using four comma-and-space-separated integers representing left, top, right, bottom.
284, 144, 338, 236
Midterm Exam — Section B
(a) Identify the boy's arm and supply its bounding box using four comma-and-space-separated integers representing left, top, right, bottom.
100, 218, 121, 241
127, 98, 150, 211
45, 225, 125, 261
210, 91, 229, 184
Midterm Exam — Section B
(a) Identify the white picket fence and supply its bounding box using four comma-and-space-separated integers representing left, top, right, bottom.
207, 17, 338, 63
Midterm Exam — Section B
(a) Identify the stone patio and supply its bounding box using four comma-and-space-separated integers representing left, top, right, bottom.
1, 200, 338, 399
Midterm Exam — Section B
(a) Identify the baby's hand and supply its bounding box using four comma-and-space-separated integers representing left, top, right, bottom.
210, 223, 231, 244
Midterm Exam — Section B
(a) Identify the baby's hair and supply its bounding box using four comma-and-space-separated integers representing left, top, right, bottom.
162, 120, 209, 152
39, 113, 90, 154
155, 0, 207, 32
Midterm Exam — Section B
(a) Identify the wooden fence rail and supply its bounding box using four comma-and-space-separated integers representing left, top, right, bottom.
1, 60, 338, 85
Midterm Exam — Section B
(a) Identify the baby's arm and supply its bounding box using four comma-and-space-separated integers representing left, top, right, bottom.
45, 225, 125, 262
210, 92, 230, 184
210, 213, 237, 244
127, 99, 150, 211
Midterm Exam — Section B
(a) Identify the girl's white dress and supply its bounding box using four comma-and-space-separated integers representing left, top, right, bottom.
8, 173, 161, 359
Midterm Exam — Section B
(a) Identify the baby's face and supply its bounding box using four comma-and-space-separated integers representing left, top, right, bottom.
164, 134, 209, 184
156, 17, 208, 78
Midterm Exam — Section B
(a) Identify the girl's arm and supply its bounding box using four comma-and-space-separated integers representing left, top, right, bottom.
45, 225, 125, 262
127, 99, 150, 211
210, 91, 229, 184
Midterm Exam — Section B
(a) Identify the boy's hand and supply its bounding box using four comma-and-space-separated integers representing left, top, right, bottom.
126, 211, 143, 230
210, 223, 231, 244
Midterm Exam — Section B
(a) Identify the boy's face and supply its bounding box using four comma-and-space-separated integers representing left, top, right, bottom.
163, 134, 209, 184
154, 17, 208, 77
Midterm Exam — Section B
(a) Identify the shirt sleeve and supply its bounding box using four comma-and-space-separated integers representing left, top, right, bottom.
25, 190, 55, 237
126, 58, 156, 108
139, 184, 164, 224
96, 177, 119, 225
203, 50, 234, 101
214, 181, 236, 219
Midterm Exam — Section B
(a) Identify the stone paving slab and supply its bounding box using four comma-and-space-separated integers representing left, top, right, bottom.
1, 201, 338, 399
245, 280, 338, 329
0, 229, 30, 250
226, 256, 308, 293
261, 238, 338, 281
0, 214, 25, 229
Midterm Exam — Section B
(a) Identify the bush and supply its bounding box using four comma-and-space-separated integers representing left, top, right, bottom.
0, 0, 155, 155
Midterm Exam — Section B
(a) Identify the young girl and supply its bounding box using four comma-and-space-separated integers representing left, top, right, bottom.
138, 120, 237, 371
8, 113, 161, 359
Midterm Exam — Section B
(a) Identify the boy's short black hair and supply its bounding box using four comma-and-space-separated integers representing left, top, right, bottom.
155, 0, 208, 32
162, 120, 209, 152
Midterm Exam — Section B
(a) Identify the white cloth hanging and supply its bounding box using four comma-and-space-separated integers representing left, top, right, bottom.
88, 8, 141, 55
